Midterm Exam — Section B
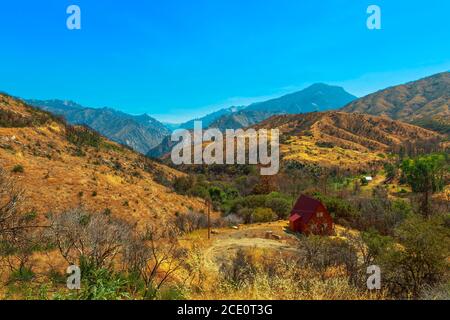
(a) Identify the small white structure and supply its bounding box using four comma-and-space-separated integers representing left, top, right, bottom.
365, 176, 373, 182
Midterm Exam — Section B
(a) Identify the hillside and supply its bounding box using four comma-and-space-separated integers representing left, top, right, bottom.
255, 112, 443, 168
27, 99, 170, 154
0, 94, 205, 224
341, 72, 450, 134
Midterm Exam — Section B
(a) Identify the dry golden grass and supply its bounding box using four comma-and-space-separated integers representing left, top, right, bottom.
0, 94, 207, 226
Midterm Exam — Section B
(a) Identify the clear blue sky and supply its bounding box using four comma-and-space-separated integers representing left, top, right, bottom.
0, 0, 449, 122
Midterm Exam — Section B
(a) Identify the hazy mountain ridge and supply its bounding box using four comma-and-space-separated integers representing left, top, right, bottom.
178, 105, 246, 130
148, 84, 357, 157
27, 99, 170, 154
207, 83, 357, 130
341, 72, 450, 134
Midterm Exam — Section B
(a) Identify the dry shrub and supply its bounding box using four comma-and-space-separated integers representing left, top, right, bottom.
206, 248, 381, 300
48, 208, 133, 270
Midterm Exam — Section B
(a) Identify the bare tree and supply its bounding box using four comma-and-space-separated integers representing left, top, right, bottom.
0, 167, 26, 239
49, 208, 133, 270
0, 167, 44, 279
122, 224, 187, 298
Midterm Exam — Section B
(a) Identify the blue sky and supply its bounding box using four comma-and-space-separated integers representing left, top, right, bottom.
0, 0, 449, 122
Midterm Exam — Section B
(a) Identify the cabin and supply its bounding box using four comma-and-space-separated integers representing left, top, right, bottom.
289, 195, 333, 235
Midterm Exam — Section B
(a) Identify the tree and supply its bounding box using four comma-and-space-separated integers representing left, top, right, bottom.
123, 225, 187, 299
49, 208, 133, 270
378, 216, 450, 298
401, 154, 448, 217
0, 168, 47, 281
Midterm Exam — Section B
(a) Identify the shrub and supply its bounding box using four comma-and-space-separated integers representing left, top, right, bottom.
9, 267, 35, 283
174, 211, 208, 234
252, 208, 276, 223
315, 141, 334, 148
315, 194, 358, 221
11, 165, 24, 173
66, 125, 101, 149
173, 175, 195, 195
265, 197, 291, 220
376, 216, 450, 298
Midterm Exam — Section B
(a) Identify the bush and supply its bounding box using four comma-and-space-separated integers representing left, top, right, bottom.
66, 125, 101, 149
173, 176, 195, 195
11, 165, 24, 173
315, 194, 358, 221
9, 267, 35, 283
265, 197, 291, 220
252, 208, 276, 223
174, 211, 209, 234
376, 216, 450, 298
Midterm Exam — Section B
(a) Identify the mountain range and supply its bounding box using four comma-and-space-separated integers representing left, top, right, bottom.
147, 72, 449, 159
20, 72, 450, 159
0, 94, 205, 223
26, 99, 170, 154
192, 83, 357, 131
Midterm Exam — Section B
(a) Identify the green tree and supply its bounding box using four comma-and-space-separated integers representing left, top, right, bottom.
401, 154, 448, 217
378, 216, 449, 298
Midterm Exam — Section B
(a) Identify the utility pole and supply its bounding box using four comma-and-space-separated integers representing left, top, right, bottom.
205, 199, 211, 240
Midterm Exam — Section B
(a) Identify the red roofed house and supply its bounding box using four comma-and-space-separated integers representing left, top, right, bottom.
289, 195, 333, 235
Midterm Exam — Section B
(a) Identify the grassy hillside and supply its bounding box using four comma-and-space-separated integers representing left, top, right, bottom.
0, 93, 205, 224
255, 111, 444, 170
341, 72, 450, 135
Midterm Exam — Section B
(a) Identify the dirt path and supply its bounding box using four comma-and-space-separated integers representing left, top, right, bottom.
196, 221, 301, 269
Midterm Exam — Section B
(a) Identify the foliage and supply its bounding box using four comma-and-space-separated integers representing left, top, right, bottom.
314, 194, 358, 221
66, 125, 102, 149
401, 153, 447, 194
401, 153, 448, 216
11, 165, 24, 173
375, 216, 450, 298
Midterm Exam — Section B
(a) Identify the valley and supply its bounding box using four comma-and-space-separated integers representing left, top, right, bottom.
0, 72, 448, 301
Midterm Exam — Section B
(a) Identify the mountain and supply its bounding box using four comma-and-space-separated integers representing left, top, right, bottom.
208, 83, 357, 130
209, 110, 274, 131
148, 84, 357, 157
26, 99, 170, 154
341, 72, 450, 135
0, 93, 205, 223
178, 105, 245, 130
254, 111, 444, 169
